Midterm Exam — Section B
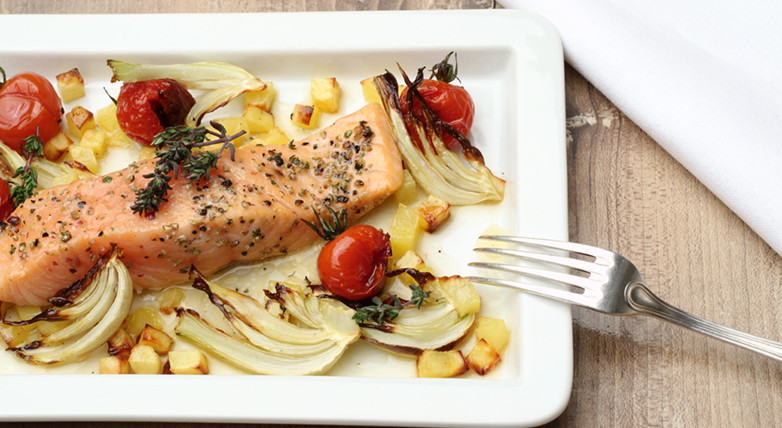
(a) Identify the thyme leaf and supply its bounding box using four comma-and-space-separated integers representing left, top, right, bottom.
10, 132, 44, 207
352, 284, 430, 324
131, 122, 245, 217
303, 204, 348, 241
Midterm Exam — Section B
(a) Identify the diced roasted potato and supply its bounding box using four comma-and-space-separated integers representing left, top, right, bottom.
65, 105, 95, 139
138, 146, 156, 161
360, 77, 382, 105
156, 287, 185, 315
107, 329, 135, 357
291, 104, 320, 129
56, 68, 85, 103
107, 130, 134, 149
80, 128, 108, 158
68, 145, 99, 174
433, 276, 481, 317
258, 127, 291, 146
125, 306, 164, 339
244, 82, 276, 111
43, 132, 73, 161
212, 116, 249, 146
128, 344, 162, 374
394, 169, 418, 205
96, 103, 121, 134
243, 104, 275, 134
137, 324, 173, 355
474, 316, 510, 352
99, 356, 132, 374
466, 338, 502, 376
415, 195, 451, 232
168, 349, 209, 375
416, 349, 469, 378
390, 203, 424, 260
311, 77, 341, 113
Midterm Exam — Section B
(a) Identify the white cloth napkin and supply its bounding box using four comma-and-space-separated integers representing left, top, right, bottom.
499, 0, 782, 256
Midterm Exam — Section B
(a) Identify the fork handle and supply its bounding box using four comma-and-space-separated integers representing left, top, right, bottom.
626, 281, 782, 361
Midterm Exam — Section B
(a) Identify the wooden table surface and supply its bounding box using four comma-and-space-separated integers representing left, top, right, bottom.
2, 1, 781, 427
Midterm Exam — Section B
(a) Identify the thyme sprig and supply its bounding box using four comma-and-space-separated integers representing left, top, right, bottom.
352, 284, 430, 324
303, 204, 348, 241
10, 132, 44, 207
131, 122, 245, 216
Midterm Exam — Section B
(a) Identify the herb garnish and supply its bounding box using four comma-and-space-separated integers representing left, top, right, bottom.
352, 284, 430, 324
131, 122, 245, 217
10, 132, 44, 207
303, 204, 348, 241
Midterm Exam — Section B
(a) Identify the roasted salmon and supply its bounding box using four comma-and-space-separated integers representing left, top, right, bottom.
0, 103, 403, 305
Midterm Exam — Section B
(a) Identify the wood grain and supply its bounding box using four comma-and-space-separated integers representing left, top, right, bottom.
1, 1, 781, 428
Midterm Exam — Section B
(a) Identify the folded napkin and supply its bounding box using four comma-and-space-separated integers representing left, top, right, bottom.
499, 0, 782, 256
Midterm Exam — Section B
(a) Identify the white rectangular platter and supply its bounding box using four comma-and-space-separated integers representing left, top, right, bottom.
0, 9, 571, 427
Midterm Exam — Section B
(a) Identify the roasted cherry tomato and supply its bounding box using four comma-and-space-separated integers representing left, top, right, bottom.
0, 179, 13, 222
400, 79, 475, 151
0, 71, 63, 154
317, 224, 392, 301
116, 78, 195, 146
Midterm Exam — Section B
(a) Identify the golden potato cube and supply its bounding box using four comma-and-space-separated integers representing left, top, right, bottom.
212, 116, 250, 146
311, 77, 341, 113
390, 203, 424, 261
125, 307, 164, 339
51, 171, 81, 187
138, 145, 156, 161
474, 316, 511, 352
258, 127, 291, 146
65, 105, 96, 139
128, 344, 162, 374
107, 329, 135, 357
244, 82, 276, 111
99, 356, 132, 374
394, 250, 426, 270
434, 276, 481, 317
43, 132, 73, 161
79, 128, 108, 158
415, 195, 451, 232
68, 145, 99, 174
96, 104, 121, 134
360, 77, 382, 105
56, 68, 85, 103
137, 324, 173, 355
168, 350, 209, 375
416, 349, 469, 378
156, 287, 185, 315
291, 104, 320, 129
394, 169, 418, 205
107, 130, 134, 149
2, 324, 40, 348
466, 338, 502, 376
243, 104, 275, 134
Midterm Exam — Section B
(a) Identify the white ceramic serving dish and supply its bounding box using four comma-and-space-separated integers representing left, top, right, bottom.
0, 9, 570, 427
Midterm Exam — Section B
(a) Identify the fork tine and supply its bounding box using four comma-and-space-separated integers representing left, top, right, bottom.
473, 246, 604, 276
478, 236, 615, 264
468, 275, 596, 307
469, 261, 599, 291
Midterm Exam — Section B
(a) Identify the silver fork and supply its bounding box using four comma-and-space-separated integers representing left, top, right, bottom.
469, 236, 782, 361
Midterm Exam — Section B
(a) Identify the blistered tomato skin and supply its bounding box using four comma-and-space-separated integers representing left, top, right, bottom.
400, 79, 475, 151
0, 72, 63, 154
115, 78, 196, 146
0, 180, 13, 222
317, 224, 392, 301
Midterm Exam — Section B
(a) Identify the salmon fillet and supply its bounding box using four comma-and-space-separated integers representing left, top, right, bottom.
0, 103, 403, 305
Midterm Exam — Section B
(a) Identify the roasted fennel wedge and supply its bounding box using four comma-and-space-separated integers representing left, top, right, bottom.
358, 269, 479, 356
0, 141, 91, 190
0, 245, 133, 365
373, 69, 504, 206
174, 268, 360, 375
107, 60, 266, 127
